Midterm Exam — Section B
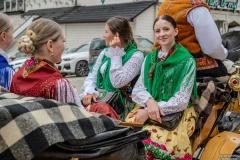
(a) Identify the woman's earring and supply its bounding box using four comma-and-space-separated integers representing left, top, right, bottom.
50, 52, 54, 56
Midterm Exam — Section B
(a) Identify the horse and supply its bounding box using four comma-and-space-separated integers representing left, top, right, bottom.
222, 31, 240, 62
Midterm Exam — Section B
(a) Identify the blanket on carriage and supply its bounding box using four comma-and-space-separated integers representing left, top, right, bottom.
192, 80, 231, 138
0, 87, 121, 160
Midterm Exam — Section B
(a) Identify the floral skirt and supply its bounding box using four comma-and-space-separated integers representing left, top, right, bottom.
125, 106, 197, 160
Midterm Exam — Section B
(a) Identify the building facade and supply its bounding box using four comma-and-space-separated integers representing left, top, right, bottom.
2, 0, 240, 53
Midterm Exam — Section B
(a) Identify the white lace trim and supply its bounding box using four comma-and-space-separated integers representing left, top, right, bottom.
158, 50, 168, 59
158, 59, 195, 115
109, 51, 144, 88
132, 58, 153, 106
55, 79, 83, 108
105, 46, 125, 58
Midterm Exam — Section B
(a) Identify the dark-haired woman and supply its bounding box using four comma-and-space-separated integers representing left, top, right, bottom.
80, 16, 144, 120
126, 15, 198, 159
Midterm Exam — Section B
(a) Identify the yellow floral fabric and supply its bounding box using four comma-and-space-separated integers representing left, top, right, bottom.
126, 105, 197, 159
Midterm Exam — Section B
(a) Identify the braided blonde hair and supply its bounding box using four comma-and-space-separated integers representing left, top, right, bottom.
0, 12, 11, 34
18, 18, 62, 55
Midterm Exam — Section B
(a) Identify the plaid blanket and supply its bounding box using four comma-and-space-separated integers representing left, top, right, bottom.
191, 81, 230, 137
0, 87, 121, 160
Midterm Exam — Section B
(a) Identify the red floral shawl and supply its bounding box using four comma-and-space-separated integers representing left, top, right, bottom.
10, 58, 63, 99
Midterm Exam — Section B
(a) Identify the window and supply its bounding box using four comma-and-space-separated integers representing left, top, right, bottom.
75, 44, 90, 52
136, 38, 153, 48
90, 39, 106, 51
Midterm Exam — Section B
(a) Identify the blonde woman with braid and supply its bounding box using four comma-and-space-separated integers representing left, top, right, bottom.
10, 18, 83, 108
0, 12, 15, 90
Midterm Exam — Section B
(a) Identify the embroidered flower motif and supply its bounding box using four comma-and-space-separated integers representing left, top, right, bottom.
146, 150, 153, 160
183, 153, 192, 160
143, 138, 153, 145
156, 134, 161, 139
25, 59, 35, 69
160, 144, 167, 151
152, 129, 157, 133
154, 143, 160, 148
173, 132, 177, 135
183, 147, 189, 153
159, 127, 164, 130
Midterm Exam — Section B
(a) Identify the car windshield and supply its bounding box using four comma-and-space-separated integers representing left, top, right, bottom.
76, 44, 90, 52
67, 44, 90, 54
8, 52, 26, 59
136, 38, 153, 48
89, 39, 106, 51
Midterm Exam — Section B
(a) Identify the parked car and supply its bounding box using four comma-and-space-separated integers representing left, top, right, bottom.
8, 52, 28, 72
56, 42, 90, 77
8, 51, 27, 62
134, 35, 154, 54
88, 36, 153, 67
9, 57, 28, 72
56, 36, 153, 77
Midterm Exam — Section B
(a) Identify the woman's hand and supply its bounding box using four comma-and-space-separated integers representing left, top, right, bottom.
146, 98, 165, 123
133, 109, 149, 123
109, 32, 121, 48
82, 94, 97, 107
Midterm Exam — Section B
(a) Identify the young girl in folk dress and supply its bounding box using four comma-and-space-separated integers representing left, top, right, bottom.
126, 15, 198, 159
80, 16, 144, 120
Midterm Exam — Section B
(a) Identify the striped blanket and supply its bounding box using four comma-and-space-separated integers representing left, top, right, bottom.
0, 87, 121, 160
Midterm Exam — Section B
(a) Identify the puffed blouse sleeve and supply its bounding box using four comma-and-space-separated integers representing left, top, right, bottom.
105, 46, 144, 88
80, 49, 106, 99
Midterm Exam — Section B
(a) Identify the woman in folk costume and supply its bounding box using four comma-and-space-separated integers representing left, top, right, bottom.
81, 16, 144, 120
126, 15, 198, 159
0, 12, 15, 90
10, 18, 83, 108
154, 0, 235, 81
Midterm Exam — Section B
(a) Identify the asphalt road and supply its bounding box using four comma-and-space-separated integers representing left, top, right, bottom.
66, 75, 86, 94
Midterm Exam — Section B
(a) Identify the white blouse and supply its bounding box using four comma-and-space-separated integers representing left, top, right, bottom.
132, 50, 195, 115
187, 6, 228, 60
80, 47, 144, 99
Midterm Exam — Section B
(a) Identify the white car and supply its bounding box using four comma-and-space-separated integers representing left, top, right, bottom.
9, 57, 28, 72
7, 52, 28, 72
56, 42, 90, 77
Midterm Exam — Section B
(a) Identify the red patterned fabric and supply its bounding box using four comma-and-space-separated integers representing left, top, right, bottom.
10, 58, 63, 99
88, 102, 121, 120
